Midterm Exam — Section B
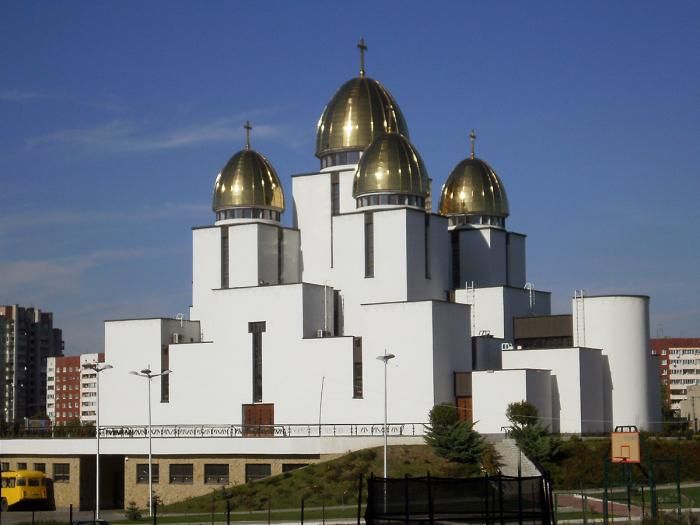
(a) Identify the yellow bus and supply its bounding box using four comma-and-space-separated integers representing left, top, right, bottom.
0, 470, 50, 511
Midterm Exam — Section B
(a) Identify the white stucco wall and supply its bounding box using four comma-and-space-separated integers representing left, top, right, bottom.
576, 295, 657, 430
472, 368, 551, 434
228, 224, 259, 287
473, 336, 503, 371
502, 347, 605, 434
456, 227, 507, 288
454, 286, 550, 342
406, 212, 451, 302
292, 173, 332, 285
506, 232, 527, 288
191, 227, 220, 321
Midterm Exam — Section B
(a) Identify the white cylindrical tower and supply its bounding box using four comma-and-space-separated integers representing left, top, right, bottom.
573, 295, 658, 431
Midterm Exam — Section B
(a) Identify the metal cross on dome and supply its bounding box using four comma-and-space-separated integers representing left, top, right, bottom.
244, 120, 252, 150
357, 38, 368, 78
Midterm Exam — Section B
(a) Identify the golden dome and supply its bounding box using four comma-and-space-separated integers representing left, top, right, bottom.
315, 76, 409, 159
353, 133, 429, 198
438, 157, 509, 217
212, 148, 284, 213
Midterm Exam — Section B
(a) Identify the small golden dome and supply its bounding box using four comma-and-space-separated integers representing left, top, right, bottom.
315, 76, 409, 159
353, 133, 429, 198
212, 148, 284, 213
438, 157, 509, 217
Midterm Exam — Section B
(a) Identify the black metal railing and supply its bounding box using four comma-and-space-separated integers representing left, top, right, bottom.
0, 422, 424, 439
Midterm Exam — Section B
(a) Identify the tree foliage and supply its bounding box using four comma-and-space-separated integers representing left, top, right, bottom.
506, 401, 540, 428
505, 401, 560, 463
125, 501, 142, 521
424, 404, 485, 466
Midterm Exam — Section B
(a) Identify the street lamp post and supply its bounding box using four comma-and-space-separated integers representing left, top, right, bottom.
376, 350, 395, 479
82, 362, 113, 520
130, 366, 171, 518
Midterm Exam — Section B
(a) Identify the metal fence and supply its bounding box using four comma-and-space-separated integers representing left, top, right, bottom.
98, 422, 423, 439
0, 422, 424, 439
365, 473, 554, 524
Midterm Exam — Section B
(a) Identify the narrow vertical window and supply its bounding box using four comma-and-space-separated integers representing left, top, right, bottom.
331, 173, 339, 268
331, 173, 340, 216
352, 337, 363, 398
364, 212, 374, 278
424, 213, 431, 279
451, 230, 460, 289
249, 322, 266, 403
221, 226, 229, 289
161, 345, 169, 403
333, 290, 342, 336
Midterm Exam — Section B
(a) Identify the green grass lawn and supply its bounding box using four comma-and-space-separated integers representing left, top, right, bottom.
574, 486, 700, 510
113, 506, 359, 524
159, 445, 486, 514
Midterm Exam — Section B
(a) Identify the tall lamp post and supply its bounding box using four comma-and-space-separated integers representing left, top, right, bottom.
130, 367, 171, 518
83, 361, 113, 520
376, 350, 395, 479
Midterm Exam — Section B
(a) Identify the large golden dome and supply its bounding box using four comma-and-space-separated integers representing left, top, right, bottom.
353, 133, 429, 199
212, 148, 284, 214
315, 76, 409, 160
439, 157, 509, 218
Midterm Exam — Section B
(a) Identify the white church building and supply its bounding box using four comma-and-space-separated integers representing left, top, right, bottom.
1, 42, 661, 508
100, 43, 661, 437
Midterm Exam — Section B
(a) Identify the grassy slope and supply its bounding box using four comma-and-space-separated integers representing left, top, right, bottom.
162, 445, 478, 513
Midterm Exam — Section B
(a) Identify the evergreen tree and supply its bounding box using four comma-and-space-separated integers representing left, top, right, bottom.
424, 404, 485, 465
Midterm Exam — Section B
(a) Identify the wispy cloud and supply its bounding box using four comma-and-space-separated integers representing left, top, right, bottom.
0, 248, 158, 290
0, 203, 209, 233
26, 115, 302, 152
0, 89, 123, 112
0, 90, 46, 102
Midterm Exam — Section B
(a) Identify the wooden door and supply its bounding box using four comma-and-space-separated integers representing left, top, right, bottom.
456, 396, 473, 423
242, 403, 274, 436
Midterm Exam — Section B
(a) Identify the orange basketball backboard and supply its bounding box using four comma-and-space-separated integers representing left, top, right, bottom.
611, 430, 640, 463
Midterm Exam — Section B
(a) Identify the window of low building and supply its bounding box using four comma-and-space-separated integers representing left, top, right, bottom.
137, 464, 159, 484
282, 464, 308, 473
17, 462, 27, 470
169, 464, 193, 484
53, 463, 70, 482
245, 464, 271, 483
33, 463, 46, 473
204, 464, 229, 484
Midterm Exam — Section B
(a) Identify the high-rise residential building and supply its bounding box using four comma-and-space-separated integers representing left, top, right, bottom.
0, 305, 64, 425
46, 353, 104, 425
651, 338, 700, 413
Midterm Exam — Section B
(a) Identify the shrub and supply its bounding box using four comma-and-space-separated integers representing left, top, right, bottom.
125, 501, 142, 521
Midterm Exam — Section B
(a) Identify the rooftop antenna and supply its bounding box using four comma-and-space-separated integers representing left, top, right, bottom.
469, 129, 476, 159
357, 37, 367, 78
244, 120, 252, 150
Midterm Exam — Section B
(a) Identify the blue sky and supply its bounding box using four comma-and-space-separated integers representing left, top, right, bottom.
1, 1, 698, 354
